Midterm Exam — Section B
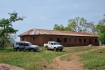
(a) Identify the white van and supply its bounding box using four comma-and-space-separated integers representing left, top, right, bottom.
13, 41, 39, 52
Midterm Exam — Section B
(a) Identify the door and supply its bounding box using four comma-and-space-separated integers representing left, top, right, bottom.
89, 39, 92, 44
19, 43, 25, 49
48, 42, 53, 49
50, 43, 54, 49
24, 43, 29, 49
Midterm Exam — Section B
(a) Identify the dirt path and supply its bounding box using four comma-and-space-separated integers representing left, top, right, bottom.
54, 53, 85, 70
44, 46, 105, 70
0, 63, 25, 70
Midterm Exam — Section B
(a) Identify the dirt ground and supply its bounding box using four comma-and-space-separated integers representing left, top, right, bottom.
0, 63, 24, 70
54, 54, 85, 70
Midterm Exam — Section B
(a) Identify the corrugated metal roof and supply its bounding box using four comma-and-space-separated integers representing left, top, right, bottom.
18, 29, 98, 37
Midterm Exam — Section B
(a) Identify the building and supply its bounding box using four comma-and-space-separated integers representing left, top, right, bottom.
18, 29, 99, 46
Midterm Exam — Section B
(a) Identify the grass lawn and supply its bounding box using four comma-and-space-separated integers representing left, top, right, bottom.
79, 47, 105, 70
0, 47, 66, 70
0, 46, 104, 70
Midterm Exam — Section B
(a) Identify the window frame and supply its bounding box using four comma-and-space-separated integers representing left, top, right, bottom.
84, 39, 86, 43
69, 38, 72, 42
32, 36, 36, 40
79, 39, 82, 43
95, 39, 97, 43
64, 38, 67, 42
74, 38, 76, 42
50, 38, 53, 41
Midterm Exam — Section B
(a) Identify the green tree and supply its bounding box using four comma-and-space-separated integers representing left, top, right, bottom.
67, 17, 87, 32
53, 17, 96, 34
96, 25, 105, 44
96, 14, 105, 44
0, 12, 24, 49
53, 24, 65, 31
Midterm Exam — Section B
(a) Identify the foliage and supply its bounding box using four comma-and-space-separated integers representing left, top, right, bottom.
53, 14, 105, 44
85, 22, 97, 34
0, 12, 24, 48
67, 17, 87, 32
53, 17, 96, 33
96, 15, 105, 44
53, 24, 65, 31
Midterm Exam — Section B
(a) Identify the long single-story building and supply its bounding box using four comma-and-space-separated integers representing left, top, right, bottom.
18, 29, 99, 46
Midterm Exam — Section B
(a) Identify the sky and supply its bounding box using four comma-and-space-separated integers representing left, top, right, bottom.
0, 0, 105, 41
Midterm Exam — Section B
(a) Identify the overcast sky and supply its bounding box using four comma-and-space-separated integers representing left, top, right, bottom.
0, 0, 105, 41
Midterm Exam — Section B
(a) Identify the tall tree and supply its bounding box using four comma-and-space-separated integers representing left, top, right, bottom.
0, 12, 24, 49
85, 22, 97, 34
67, 17, 87, 32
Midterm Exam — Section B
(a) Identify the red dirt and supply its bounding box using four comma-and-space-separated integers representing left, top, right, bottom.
54, 54, 85, 70
0, 63, 25, 70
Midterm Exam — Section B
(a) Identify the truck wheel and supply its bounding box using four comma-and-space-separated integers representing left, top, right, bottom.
31, 49, 36, 52
54, 48, 57, 51
16, 48, 21, 51
60, 49, 62, 51
45, 46, 48, 50
28, 49, 31, 51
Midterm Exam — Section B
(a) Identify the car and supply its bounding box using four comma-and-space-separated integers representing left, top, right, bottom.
13, 41, 39, 52
44, 41, 63, 51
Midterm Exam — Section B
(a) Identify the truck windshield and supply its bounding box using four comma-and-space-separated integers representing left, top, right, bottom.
53, 42, 59, 45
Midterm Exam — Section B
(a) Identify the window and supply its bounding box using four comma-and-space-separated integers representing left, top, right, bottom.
79, 39, 82, 43
57, 38, 60, 42
51, 43, 53, 45
54, 42, 59, 45
84, 39, 86, 43
16, 42, 19, 45
50, 38, 53, 41
19, 43, 24, 46
69, 38, 72, 42
25, 43, 29, 46
22, 37, 24, 41
64, 38, 67, 42
74, 39, 76, 42
32, 37, 36, 40
95, 39, 97, 43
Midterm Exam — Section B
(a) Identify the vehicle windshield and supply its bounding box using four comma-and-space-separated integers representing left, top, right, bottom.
53, 42, 60, 45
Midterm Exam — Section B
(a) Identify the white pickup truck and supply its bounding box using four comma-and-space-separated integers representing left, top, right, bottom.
44, 41, 63, 51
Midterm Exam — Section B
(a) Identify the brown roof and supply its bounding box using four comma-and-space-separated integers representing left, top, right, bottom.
18, 29, 98, 37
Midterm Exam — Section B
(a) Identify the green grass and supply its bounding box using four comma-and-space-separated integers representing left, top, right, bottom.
0, 46, 103, 70
60, 55, 71, 61
60, 46, 97, 61
79, 48, 105, 70
0, 47, 66, 70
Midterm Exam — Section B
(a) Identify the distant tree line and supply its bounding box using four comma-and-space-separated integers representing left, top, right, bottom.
53, 15, 105, 45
